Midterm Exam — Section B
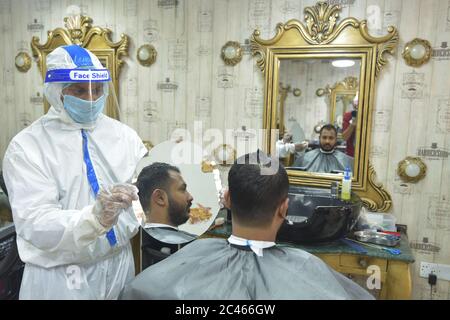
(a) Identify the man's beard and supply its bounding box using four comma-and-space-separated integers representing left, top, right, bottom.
320, 143, 335, 152
167, 196, 191, 227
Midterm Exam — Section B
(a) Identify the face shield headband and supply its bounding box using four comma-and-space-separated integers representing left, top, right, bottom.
45, 68, 111, 83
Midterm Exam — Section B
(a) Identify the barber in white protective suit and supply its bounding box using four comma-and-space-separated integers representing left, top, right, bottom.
2, 45, 147, 299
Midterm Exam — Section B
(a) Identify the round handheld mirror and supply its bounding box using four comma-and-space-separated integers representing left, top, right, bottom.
133, 140, 222, 267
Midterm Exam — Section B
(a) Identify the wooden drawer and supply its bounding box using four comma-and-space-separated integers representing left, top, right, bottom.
339, 255, 388, 272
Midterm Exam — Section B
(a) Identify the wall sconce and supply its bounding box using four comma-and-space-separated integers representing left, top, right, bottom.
221, 41, 243, 66
293, 88, 302, 97
397, 157, 427, 183
402, 38, 432, 67
137, 44, 157, 67
15, 52, 32, 72
316, 86, 331, 97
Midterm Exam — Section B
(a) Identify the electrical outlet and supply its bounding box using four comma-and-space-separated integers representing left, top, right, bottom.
420, 262, 450, 281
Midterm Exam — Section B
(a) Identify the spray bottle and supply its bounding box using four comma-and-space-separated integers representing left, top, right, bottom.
341, 167, 352, 201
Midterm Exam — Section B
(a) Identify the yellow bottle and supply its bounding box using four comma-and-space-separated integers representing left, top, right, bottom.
341, 167, 352, 201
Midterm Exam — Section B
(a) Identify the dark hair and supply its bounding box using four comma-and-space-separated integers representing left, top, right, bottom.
320, 124, 337, 136
228, 151, 289, 227
136, 163, 180, 214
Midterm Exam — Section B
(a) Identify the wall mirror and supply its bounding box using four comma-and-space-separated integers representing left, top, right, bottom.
31, 15, 129, 120
251, 1, 398, 212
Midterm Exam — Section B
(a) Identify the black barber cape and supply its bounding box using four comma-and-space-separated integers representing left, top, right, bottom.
141, 227, 195, 270
121, 238, 374, 300
294, 148, 354, 174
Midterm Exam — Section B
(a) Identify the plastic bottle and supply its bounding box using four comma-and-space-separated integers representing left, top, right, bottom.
341, 167, 352, 201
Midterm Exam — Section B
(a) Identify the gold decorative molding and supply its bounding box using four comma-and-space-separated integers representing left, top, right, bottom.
64, 15, 93, 45
304, 1, 341, 43
251, 2, 398, 77
358, 23, 399, 78
334, 76, 358, 90
31, 15, 129, 119
250, 37, 267, 72
359, 163, 392, 212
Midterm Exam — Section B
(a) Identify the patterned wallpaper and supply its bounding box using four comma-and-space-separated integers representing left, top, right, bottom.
0, 0, 449, 299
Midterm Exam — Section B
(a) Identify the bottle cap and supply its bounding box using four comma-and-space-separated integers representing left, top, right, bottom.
344, 167, 351, 179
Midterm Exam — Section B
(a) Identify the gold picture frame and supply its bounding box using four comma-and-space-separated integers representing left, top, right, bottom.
402, 38, 432, 67
251, 1, 398, 212
397, 157, 427, 183
31, 15, 129, 120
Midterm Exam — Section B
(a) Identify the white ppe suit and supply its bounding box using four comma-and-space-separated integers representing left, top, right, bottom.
2, 46, 147, 299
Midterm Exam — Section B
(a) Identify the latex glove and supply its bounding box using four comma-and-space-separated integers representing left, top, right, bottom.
218, 187, 229, 209
295, 141, 309, 152
282, 133, 293, 144
92, 183, 139, 228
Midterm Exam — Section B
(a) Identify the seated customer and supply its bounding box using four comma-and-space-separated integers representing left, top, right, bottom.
294, 124, 353, 173
135, 163, 195, 268
121, 152, 373, 300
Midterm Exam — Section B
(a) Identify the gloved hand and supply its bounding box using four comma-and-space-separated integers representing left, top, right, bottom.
282, 133, 293, 144
218, 187, 229, 209
351, 110, 357, 118
92, 183, 139, 228
295, 140, 309, 152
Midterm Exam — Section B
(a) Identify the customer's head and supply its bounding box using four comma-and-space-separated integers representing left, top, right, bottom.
225, 151, 289, 230
319, 124, 338, 152
136, 163, 193, 227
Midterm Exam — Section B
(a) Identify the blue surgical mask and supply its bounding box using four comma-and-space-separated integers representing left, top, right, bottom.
63, 94, 106, 123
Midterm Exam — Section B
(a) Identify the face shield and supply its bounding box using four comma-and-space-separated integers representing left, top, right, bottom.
43, 45, 121, 124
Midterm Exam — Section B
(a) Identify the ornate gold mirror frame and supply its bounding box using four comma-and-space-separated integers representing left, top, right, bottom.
329, 76, 358, 129
31, 15, 129, 120
251, 1, 398, 212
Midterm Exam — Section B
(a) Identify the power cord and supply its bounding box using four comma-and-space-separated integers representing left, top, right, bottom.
428, 273, 437, 300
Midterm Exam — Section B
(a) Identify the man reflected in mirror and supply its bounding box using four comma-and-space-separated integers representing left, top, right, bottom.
293, 124, 353, 174
136, 162, 196, 269
276, 132, 309, 166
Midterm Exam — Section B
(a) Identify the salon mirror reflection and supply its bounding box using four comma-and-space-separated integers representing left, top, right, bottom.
276, 58, 361, 175
133, 141, 221, 269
